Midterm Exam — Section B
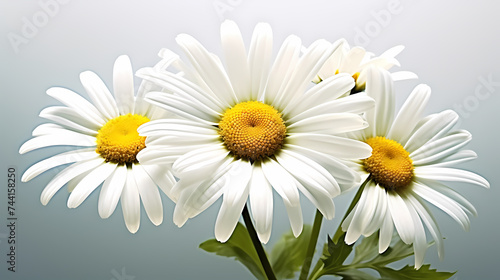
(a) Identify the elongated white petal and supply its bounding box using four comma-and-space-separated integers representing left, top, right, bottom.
387, 191, 414, 244
67, 162, 117, 208
249, 163, 273, 243
345, 182, 379, 244
173, 144, 229, 176
80, 71, 119, 119
40, 106, 99, 135
46, 87, 106, 126
132, 164, 163, 226
176, 33, 236, 107
22, 148, 96, 182
98, 164, 127, 219
121, 167, 141, 233
19, 132, 96, 154
404, 110, 459, 153
411, 130, 471, 166
39, 157, 103, 205
361, 183, 388, 237
286, 134, 372, 160
427, 150, 477, 167
221, 20, 251, 102
412, 181, 471, 231
387, 84, 431, 144
284, 203, 303, 237
113, 55, 135, 115
406, 200, 427, 269
364, 67, 395, 138
379, 205, 394, 253
339, 46, 366, 73
415, 166, 489, 188
248, 22, 273, 101
215, 160, 252, 242
141, 164, 177, 202
287, 113, 368, 134
261, 159, 300, 207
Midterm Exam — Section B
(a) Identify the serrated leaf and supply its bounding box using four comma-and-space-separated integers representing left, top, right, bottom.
320, 233, 354, 274
269, 225, 312, 279
199, 222, 266, 280
376, 264, 455, 280
369, 236, 414, 267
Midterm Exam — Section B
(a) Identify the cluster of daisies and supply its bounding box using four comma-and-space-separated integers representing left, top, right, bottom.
20, 20, 488, 268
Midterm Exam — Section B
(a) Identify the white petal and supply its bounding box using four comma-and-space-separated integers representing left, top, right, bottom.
248, 22, 273, 101
284, 203, 303, 237
391, 71, 418, 81
113, 55, 135, 115
287, 112, 368, 134
67, 162, 117, 208
22, 148, 96, 182
387, 192, 414, 244
415, 166, 489, 188
40, 157, 103, 205
215, 160, 252, 242
249, 163, 273, 243
98, 164, 127, 219
412, 181, 471, 230
404, 110, 459, 153
344, 182, 379, 244
132, 164, 163, 226
411, 130, 471, 166
173, 144, 229, 176
427, 150, 477, 167
221, 20, 251, 102
263, 35, 301, 105
261, 159, 300, 206
39, 106, 99, 135
387, 85, 431, 144
296, 181, 335, 222
379, 205, 394, 253
46, 87, 106, 126
361, 183, 388, 237
121, 167, 141, 233
19, 132, 96, 154
339, 46, 366, 73
406, 193, 444, 260
364, 67, 395, 138
80, 71, 119, 119
141, 164, 177, 202
176, 33, 236, 107
406, 200, 427, 269
286, 134, 372, 159
277, 149, 340, 199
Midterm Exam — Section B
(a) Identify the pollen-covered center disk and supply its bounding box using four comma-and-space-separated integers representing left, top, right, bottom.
218, 101, 286, 161
96, 114, 150, 164
363, 136, 414, 190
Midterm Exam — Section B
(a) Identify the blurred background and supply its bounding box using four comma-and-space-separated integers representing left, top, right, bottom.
1, 0, 499, 279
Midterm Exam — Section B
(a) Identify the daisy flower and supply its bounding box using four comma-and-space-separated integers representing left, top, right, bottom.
313, 39, 417, 93
340, 67, 490, 268
19, 55, 176, 233
136, 20, 375, 243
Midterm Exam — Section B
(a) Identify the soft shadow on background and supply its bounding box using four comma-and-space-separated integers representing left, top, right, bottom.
1, 1, 499, 279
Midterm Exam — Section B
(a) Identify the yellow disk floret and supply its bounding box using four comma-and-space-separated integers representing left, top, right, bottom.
96, 114, 150, 164
218, 101, 286, 161
363, 136, 414, 191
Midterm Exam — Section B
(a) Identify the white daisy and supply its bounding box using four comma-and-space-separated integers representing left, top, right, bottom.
314, 39, 417, 93
136, 20, 375, 243
341, 67, 490, 268
19, 55, 176, 233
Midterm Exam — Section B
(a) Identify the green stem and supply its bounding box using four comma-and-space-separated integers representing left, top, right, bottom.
299, 209, 323, 280
242, 205, 276, 280
332, 176, 371, 243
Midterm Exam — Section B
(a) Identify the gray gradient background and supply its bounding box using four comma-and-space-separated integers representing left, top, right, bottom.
1, 0, 499, 279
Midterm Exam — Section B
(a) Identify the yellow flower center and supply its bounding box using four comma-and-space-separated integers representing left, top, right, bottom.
363, 136, 414, 191
95, 114, 150, 164
218, 101, 286, 161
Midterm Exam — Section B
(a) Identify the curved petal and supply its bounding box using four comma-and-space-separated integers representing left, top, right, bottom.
364, 67, 395, 138
67, 162, 117, 208
22, 148, 96, 182
80, 71, 119, 120
98, 164, 127, 219
132, 164, 163, 226
248, 22, 273, 101
387, 191, 414, 244
261, 158, 300, 207
39, 106, 99, 135
415, 166, 489, 188
121, 167, 141, 233
287, 113, 368, 134
411, 130, 471, 166
19, 131, 96, 154
113, 55, 135, 115
249, 162, 273, 243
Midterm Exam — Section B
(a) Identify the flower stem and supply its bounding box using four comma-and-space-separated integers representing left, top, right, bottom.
242, 205, 276, 280
299, 209, 323, 280
332, 176, 371, 243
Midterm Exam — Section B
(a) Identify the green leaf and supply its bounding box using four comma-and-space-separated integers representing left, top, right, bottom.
351, 233, 380, 265
336, 269, 379, 280
320, 233, 354, 274
199, 222, 266, 280
269, 225, 312, 279
376, 264, 456, 280
368, 236, 415, 267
